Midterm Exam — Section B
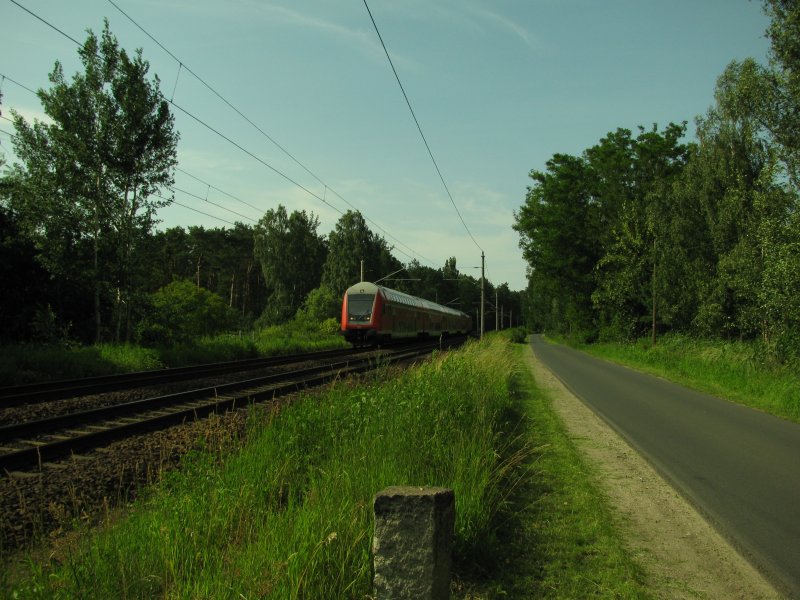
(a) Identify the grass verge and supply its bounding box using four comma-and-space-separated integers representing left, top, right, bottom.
2, 337, 649, 598
564, 334, 800, 423
460, 343, 650, 598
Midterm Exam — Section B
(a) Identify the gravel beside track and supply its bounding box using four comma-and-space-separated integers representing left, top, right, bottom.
0, 388, 298, 555
0, 360, 336, 427
0, 346, 423, 557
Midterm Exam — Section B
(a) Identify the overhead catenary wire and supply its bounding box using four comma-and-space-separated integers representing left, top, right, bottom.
5, 2, 347, 214
166, 97, 345, 216
176, 167, 262, 214
1, 119, 246, 227
105, 0, 439, 269
0, 73, 37, 96
8, 0, 82, 46
7, 0, 449, 269
2, 72, 419, 261
0, 91, 256, 225
164, 197, 238, 227
362, 0, 483, 254
170, 185, 257, 223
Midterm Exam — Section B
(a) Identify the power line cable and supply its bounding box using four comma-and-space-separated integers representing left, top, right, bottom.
165, 197, 237, 226
105, 0, 439, 268
176, 167, 262, 214
5, 73, 423, 261
8, 0, 439, 267
171, 185, 257, 223
0, 73, 258, 224
8, 0, 82, 46
166, 97, 344, 215
6, 1, 345, 214
2, 112, 253, 226
362, 0, 483, 253
0, 73, 38, 96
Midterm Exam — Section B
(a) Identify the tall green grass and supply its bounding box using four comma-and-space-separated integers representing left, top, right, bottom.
253, 319, 347, 355
4, 337, 523, 598
0, 321, 348, 386
0, 344, 164, 385
572, 334, 800, 423
455, 344, 650, 599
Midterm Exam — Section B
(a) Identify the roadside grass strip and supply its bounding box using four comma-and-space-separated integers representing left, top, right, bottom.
572, 334, 800, 423
474, 344, 650, 599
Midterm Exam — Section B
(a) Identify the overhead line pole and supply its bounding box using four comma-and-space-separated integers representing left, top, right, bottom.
495, 289, 499, 332
481, 251, 485, 339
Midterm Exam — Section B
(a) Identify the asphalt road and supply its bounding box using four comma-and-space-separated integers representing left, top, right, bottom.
530, 335, 800, 598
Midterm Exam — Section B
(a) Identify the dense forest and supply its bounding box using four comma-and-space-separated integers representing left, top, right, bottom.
0, 22, 519, 346
514, 0, 800, 362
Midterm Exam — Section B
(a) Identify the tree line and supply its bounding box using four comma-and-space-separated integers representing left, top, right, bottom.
514, 0, 800, 362
0, 22, 520, 346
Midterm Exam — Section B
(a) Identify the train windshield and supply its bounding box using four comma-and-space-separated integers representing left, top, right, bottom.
348, 293, 375, 323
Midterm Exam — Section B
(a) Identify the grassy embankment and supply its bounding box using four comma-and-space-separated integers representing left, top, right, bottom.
2, 335, 648, 598
0, 321, 348, 386
562, 334, 800, 424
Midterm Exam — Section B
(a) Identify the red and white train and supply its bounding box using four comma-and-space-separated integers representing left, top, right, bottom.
341, 281, 472, 345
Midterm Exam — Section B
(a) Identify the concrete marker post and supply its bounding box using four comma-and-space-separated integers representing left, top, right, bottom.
372, 486, 455, 600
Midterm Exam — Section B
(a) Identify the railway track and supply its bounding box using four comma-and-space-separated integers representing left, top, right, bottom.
0, 341, 450, 473
0, 346, 370, 407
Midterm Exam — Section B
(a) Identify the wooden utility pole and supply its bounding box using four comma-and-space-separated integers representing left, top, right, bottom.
652, 239, 657, 346
480, 251, 485, 339
495, 289, 499, 332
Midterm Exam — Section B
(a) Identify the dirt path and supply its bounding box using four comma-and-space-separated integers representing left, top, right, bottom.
524, 345, 784, 599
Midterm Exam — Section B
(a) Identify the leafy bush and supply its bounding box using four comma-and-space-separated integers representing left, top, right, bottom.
296, 284, 341, 322
254, 318, 347, 354
319, 317, 340, 335
138, 280, 237, 346
506, 327, 529, 344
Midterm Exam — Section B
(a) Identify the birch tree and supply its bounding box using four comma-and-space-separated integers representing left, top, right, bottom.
10, 21, 178, 342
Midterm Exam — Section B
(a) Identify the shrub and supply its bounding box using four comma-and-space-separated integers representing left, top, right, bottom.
296, 285, 341, 322
138, 280, 237, 346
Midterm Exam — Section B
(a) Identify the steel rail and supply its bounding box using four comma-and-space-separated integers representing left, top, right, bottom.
0, 343, 441, 473
0, 346, 369, 407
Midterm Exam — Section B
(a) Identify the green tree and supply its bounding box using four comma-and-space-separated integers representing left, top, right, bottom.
514, 153, 599, 337
321, 210, 402, 295
394, 259, 440, 302
686, 57, 799, 354
141, 224, 268, 324
587, 124, 688, 341
761, 0, 800, 187
254, 205, 327, 324
9, 21, 178, 343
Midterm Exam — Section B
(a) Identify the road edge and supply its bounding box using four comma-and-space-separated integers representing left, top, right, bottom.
523, 343, 784, 599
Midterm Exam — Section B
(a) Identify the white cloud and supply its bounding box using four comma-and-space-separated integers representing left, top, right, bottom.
467, 7, 539, 50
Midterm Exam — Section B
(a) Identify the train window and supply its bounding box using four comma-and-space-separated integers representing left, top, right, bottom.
348, 293, 375, 323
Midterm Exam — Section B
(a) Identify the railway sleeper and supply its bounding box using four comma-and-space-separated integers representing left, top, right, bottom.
68, 454, 93, 462
6, 470, 39, 479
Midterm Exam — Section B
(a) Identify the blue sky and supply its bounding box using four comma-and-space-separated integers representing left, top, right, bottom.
1, 0, 772, 291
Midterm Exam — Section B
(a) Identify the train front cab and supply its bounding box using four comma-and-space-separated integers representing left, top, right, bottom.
342, 282, 381, 345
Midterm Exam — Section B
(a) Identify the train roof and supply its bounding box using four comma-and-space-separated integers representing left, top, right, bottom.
344, 281, 469, 318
